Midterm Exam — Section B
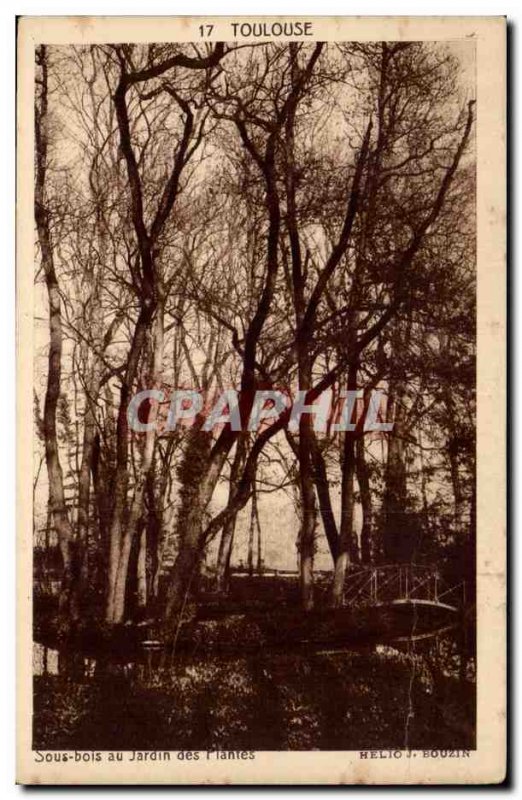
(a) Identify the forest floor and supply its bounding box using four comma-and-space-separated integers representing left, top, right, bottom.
33, 575, 475, 751
33, 647, 475, 751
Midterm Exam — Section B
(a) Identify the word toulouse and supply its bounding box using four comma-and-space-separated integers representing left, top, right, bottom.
229, 22, 314, 38
127, 388, 393, 434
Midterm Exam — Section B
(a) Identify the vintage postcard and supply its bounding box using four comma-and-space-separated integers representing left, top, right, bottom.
16, 16, 506, 784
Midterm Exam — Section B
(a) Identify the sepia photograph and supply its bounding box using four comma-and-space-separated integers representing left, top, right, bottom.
16, 15, 506, 785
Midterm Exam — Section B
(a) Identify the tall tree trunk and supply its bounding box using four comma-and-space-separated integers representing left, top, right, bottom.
247, 495, 255, 577
109, 303, 164, 623
215, 438, 247, 592
163, 452, 228, 631
148, 453, 172, 603
310, 433, 339, 562
295, 343, 316, 610
443, 386, 465, 527
35, 45, 76, 615
382, 383, 409, 562
105, 302, 155, 623
356, 434, 373, 564
76, 352, 104, 593
331, 363, 360, 607
75, 65, 113, 595
76, 404, 97, 588
298, 411, 316, 611
106, 49, 199, 622
256, 493, 263, 574
136, 525, 147, 609
91, 432, 110, 562
382, 316, 414, 563
247, 480, 263, 577
283, 45, 326, 611
216, 513, 237, 592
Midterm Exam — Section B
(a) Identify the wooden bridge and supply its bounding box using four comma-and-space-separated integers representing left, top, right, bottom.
343, 564, 466, 613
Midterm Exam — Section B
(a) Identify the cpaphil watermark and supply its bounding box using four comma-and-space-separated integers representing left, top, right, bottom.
126, 387, 394, 435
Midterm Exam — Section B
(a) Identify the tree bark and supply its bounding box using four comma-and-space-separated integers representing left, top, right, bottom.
163, 453, 228, 629
109, 304, 164, 623
310, 433, 339, 562
105, 302, 155, 623
215, 438, 247, 593
356, 434, 373, 563
136, 525, 147, 609
331, 363, 359, 607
